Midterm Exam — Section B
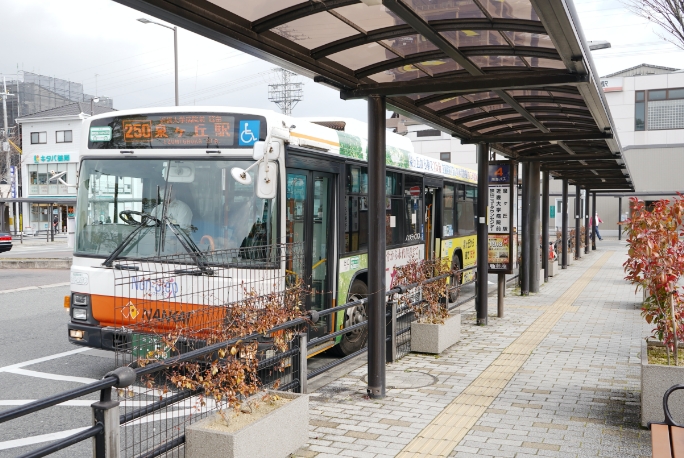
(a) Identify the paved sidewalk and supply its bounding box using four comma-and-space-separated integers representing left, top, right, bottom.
295, 239, 651, 458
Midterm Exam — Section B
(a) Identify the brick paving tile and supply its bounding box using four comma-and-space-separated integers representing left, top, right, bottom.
295, 240, 652, 457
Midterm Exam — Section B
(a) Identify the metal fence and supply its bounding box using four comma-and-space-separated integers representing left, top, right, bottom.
0, 248, 477, 458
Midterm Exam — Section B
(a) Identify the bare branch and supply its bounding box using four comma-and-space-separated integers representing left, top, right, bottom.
622, 0, 684, 50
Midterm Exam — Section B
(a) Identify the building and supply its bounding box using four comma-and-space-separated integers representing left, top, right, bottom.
16, 102, 116, 233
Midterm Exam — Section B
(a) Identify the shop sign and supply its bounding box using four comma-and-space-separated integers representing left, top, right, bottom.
9, 166, 16, 198
488, 160, 517, 274
33, 154, 71, 163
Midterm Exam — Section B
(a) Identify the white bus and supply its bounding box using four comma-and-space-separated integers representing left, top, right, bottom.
67, 107, 478, 356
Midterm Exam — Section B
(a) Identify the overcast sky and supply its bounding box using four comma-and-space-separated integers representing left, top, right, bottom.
1, 0, 683, 122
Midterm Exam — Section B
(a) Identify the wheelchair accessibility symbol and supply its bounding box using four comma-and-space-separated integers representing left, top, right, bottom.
239, 120, 260, 146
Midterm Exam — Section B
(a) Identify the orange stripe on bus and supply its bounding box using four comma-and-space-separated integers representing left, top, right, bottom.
290, 131, 340, 146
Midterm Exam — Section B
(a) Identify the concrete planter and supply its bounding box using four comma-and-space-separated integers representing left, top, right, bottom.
411, 310, 460, 354
548, 260, 558, 277
186, 391, 308, 458
641, 340, 684, 426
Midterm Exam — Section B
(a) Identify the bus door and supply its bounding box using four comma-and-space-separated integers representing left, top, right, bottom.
424, 177, 444, 260
286, 169, 335, 340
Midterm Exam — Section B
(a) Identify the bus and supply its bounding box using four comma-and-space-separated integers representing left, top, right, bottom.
67, 107, 478, 357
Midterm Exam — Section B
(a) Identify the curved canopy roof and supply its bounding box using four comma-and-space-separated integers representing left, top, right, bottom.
114, 0, 632, 190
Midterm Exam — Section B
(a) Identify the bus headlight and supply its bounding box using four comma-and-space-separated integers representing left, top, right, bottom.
72, 308, 88, 320
72, 293, 89, 306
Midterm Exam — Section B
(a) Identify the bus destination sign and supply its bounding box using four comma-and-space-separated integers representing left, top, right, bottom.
88, 113, 266, 149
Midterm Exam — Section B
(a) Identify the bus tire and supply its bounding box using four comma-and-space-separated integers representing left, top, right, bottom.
449, 254, 462, 303
334, 280, 369, 356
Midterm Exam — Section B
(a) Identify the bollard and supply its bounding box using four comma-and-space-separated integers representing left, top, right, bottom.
92, 388, 120, 458
497, 273, 505, 318
298, 332, 308, 394
386, 299, 397, 363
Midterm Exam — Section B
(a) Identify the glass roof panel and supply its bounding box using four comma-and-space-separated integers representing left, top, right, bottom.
271, 12, 359, 50
327, 42, 399, 71
478, 122, 531, 134
440, 30, 507, 48
519, 102, 559, 108
403, 0, 486, 21
549, 91, 582, 98
384, 34, 438, 57
464, 91, 499, 102
507, 89, 552, 97
469, 55, 526, 68
480, 0, 540, 20
527, 57, 566, 69
366, 65, 428, 83
209, 0, 302, 22
424, 95, 470, 112
502, 31, 554, 48
419, 58, 462, 76
332, 4, 404, 32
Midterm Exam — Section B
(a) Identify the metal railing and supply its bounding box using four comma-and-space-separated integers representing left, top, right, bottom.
0, 265, 477, 458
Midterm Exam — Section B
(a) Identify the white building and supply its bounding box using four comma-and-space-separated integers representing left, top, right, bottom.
17, 102, 115, 233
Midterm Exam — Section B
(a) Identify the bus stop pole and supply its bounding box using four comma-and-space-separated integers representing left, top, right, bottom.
529, 162, 540, 293
574, 186, 580, 260
618, 196, 623, 241
367, 94, 386, 399
476, 142, 489, 325
585, 188, 590, 254
561, 180, 568, 269
592, 192, 597, 248
542, 170, 549, 283
520, 162, 529, 295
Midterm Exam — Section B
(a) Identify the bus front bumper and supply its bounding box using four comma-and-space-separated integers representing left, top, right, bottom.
68, 323, 120, 351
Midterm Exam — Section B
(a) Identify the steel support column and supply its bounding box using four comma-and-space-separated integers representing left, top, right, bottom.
590, 189, 596, 250
584, 188, 590, 254
618, 197, 623, 241
561, 180, 569, 268
367, 95, 386, 399
575, 186, 581, 260
529, 161, 541, 293
592, 192, 597, 249
476, 142, 489, 325
542, 170, 549, 282
520, 162, 530, 295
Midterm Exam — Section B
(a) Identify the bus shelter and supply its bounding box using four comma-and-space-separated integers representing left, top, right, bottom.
113, 0, 633, 398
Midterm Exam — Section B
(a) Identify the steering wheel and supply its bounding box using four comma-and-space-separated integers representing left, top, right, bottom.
119, 210, 162, 227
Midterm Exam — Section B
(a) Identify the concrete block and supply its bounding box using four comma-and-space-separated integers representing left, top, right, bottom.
0, 258, 72, 269
548, 260, 558, 277
410, 310, 460, 354
641, 340, 684, 426
186, 391, 308, 458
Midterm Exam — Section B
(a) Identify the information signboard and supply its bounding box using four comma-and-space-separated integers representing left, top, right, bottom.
488, 161, 517, 274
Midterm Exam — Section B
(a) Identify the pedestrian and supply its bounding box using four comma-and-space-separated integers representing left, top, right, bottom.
593, 211, 603, 241
52, 215, 59, 233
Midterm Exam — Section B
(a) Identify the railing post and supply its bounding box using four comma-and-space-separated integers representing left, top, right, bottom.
386, 299, 397, 363
91, 388, 120, 458
298, 332, 308, 394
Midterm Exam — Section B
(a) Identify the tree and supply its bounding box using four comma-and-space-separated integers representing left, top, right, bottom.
624, 0, 684, 50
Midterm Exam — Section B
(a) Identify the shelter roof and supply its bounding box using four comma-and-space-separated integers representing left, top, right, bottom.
114, 0, 632, 190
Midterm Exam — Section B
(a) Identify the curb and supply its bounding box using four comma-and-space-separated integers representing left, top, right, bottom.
0, 258, 72, 269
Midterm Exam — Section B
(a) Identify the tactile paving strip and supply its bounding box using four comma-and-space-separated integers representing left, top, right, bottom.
396, 251, 615, 457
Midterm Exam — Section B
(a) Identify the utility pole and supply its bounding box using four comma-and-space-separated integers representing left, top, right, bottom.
268, 69, 303, 115
2, 77, 14, 183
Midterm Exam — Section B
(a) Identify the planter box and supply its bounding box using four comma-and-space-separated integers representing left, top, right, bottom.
411, 310, 460, 354
548, 260, 558, 277
186, 391, 308, 458
641, 340, 684, 426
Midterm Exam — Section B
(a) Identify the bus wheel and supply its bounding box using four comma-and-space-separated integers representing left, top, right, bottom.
334, 280, 369, 356
449, 255, 462, 303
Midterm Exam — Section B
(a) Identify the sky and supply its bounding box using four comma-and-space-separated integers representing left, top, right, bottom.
1, 0, 683, 122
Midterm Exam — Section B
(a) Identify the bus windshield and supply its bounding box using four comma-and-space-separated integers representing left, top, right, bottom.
75, 158, 276, 259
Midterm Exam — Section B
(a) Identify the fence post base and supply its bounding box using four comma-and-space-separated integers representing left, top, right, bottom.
386, 300, 397, 363
91, 388, 120, 458
298, 332, 308, 394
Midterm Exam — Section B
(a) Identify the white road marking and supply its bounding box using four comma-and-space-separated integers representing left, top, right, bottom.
0, 427, 89, 451
0, 347, 89, 372
0, 282, 70, 295
6, 368, 97, 384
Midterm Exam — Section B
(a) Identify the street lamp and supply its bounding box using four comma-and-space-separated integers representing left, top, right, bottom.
138, 18, 179, 106
588, 40, 611, 51
90, 97, 99, 116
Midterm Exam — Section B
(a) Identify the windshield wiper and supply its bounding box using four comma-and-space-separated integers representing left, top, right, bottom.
161, 217, 214, 276
102, 221, 155, 268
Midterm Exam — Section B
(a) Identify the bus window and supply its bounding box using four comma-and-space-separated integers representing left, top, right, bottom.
443, 184, 455, 237
457, 184, 477, 234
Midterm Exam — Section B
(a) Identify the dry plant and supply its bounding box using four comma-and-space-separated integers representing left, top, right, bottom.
623, 0, 684, 50
391, 257, 452, 324
134, 277, 308, 423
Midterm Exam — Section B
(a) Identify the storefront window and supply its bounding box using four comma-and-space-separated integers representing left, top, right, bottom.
26, 163, 77, 195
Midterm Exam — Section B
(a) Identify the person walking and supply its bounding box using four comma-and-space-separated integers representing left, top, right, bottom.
593, 211, 603, 241
52, 215, 59, 234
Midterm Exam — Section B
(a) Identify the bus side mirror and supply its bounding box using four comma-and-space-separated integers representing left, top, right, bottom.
255, 161, 277, 200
